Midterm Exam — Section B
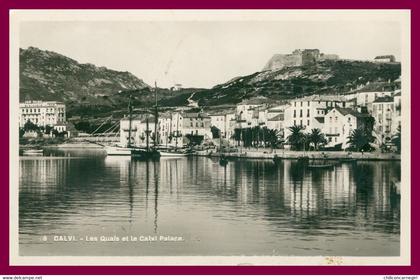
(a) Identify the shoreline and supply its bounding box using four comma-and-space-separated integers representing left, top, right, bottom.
19, 143, 401, 161
196, 149, 401, 161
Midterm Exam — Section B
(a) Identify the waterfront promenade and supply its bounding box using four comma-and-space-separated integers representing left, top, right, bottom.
199, 148, 401, 161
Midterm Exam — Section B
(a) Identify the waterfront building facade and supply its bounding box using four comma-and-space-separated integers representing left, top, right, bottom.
372, 96, 396, 145
323, 107, 370, 149
19, 100, 66, 127
209, 111, 236, 139
283, 95, 354, 139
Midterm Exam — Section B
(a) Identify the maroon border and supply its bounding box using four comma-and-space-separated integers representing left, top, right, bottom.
1, 0, 416, 275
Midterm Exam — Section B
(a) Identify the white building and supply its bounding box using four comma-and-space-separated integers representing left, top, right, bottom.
323, 107, 370, 149
120, 115, 154, 148
235, 97, 269, 128
120, 110, 212, 148
19, 100, 66, 127
266, 114, 285, 137
392, 91, 402, 133
374, 55, 396, 63
209, 111, 236, 139
372, 96, 395, 145
181, 111, 212, 139
284, 95, 355, 139
354, 91, 392, 112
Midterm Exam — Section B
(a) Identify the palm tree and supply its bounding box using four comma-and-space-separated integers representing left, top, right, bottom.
266, 129, 283, 149
391, 125, 401, 154
232, 128, 242, 146
308, 128, 327, 151
287, 125, 305, 151
347, 128, 374, 152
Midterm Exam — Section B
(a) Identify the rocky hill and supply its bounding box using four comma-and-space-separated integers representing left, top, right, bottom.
20, 47, 402, 117
191, 60, 401, 106
20, 47, 151, 102
20, 47, 200, 117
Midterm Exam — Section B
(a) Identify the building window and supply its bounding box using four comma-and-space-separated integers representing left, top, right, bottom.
300, 119, 303, 126
307, 120, 310, 126
293, 110, 296, 117
307, 109, 310, 117
294, 120, 296, 125
307, 101, 310, 106
300, 110, 302, 117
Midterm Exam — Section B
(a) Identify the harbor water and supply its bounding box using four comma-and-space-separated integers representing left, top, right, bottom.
19, 149, 400, 256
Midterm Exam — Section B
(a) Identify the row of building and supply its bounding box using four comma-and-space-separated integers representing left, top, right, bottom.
18, 85, 402, 150
119, 87, 402, 150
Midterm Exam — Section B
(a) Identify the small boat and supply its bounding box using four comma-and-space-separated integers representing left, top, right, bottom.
159, 148, 193, 157
22, 149, 43, 156
219, 155, 229, 166
105, 146, 132, 156
307, 163, 335, 170
273, 155, 282, 164
297, 156, 309, 165
131, 149, 161, 160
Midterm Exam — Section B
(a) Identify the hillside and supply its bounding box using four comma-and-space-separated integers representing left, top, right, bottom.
191, 60, 401, 106
20, 47, 197, 117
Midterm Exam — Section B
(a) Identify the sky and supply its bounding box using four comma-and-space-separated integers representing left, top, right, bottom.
20, 20, 401, 89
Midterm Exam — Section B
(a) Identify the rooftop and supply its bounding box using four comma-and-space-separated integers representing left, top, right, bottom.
293, 95, 347, 102
374, 55, 395, 59
333, 107, 371, 118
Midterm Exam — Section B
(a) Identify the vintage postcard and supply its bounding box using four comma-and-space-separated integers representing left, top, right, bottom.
9, 9, 410, 266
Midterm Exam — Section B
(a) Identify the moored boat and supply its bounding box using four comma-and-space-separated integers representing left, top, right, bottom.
307, 163, 335, 170
273, 155, 282, 164
105, 146, 133, 156
22, 149, 43, 156
219, 155, 229, 166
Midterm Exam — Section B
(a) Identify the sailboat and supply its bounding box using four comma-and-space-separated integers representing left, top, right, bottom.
105, 94, 160, 159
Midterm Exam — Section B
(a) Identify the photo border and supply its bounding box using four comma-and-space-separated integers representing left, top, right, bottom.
2, 0, 418, 275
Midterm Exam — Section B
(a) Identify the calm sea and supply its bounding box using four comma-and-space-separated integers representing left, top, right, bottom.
19, 149, 400, 256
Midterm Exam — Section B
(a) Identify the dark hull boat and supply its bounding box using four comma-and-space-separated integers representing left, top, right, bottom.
131, 149, 161, 160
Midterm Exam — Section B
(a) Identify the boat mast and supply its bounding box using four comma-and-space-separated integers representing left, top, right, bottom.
154, 81, 158, 149
175, 113, 179, 149
127, 95, 133, 148
146, 116, 150, 151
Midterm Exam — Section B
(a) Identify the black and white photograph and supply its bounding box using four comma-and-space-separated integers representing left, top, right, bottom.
10, 10, 410, 265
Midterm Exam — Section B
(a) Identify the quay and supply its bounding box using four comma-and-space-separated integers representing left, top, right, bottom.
196, 148, 401, 161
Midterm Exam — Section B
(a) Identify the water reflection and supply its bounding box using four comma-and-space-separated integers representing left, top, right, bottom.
19, 152, 400, 256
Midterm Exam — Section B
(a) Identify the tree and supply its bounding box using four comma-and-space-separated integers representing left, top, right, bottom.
23, 120, 39, 132
308, 128, 327, 151
210, 126, 221, 139
391, 125, 401, 154
45, 125, 53, 135
347, 128, 375, 152
287, 125, 305, 151
266, 129, 283, 149
232, 128, 242, 146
